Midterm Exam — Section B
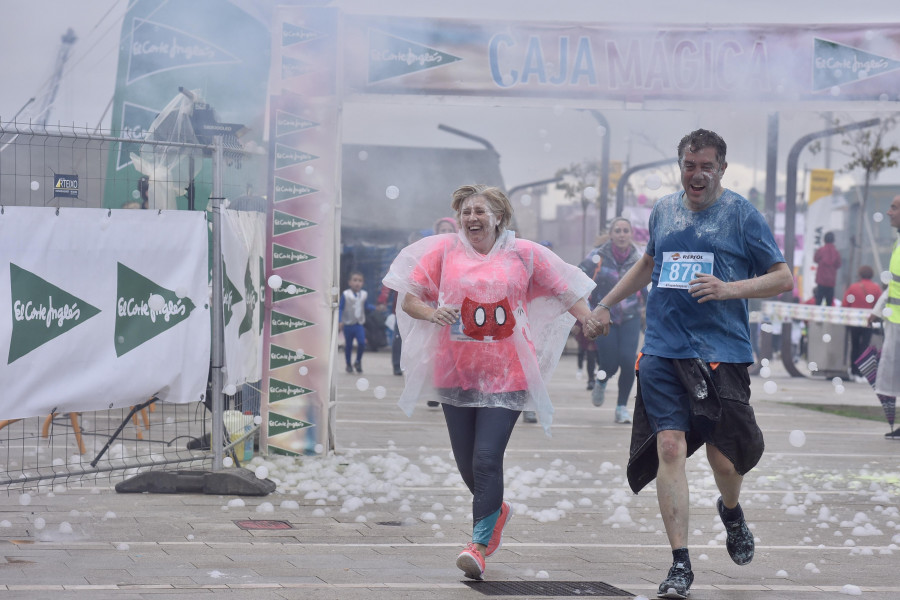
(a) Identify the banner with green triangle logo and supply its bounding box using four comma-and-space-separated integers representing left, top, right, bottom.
238, 261, 257, 337
114, 263, 196, 357
223, 262, 243, 327
8, 263, 101, 364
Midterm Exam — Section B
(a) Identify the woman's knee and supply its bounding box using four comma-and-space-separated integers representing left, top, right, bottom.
473, 447, 504, 476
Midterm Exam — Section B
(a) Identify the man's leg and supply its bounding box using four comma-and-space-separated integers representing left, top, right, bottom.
707, 443, 742, 506
656, 429, 694, 598
656, 429, 689, 549
708, 443, 755, 565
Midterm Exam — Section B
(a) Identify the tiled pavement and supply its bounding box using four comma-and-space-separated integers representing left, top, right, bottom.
1, 349, 897, 599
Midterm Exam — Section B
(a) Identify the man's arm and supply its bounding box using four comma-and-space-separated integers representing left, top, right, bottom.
689, 262, 794, 303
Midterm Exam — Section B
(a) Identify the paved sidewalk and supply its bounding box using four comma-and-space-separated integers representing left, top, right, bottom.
1, 348, 897, 599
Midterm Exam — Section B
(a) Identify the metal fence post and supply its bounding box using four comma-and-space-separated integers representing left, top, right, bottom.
210, 136, 225, 470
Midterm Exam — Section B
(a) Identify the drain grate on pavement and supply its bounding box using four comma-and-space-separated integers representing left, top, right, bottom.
464, 580, 632, 597
233, 519, 293, 530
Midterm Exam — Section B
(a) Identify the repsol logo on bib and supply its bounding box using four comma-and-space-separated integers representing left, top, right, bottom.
679, 253, 706, 261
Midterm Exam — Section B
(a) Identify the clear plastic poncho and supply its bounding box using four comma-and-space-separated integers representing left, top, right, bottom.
382, 229, 595, 434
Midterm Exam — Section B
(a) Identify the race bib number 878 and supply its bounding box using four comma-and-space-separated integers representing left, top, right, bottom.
658, 252, 715, 289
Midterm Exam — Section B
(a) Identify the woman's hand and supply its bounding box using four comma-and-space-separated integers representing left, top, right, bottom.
430, 306, 460, 326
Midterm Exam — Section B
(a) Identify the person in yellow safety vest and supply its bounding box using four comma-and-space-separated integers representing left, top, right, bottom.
868, 194, 900, 439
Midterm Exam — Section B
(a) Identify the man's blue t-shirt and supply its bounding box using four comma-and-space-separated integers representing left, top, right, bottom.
642, 189, 785, 363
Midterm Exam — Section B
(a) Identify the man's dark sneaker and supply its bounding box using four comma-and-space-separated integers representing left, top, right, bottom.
885, 427, 900, 440
657, 561, 693, 599
345, 365, 353, 373
354, 361, 363, 373
427, 400, 439, 408
717, 496, 754, 565
393, 368, 403, 376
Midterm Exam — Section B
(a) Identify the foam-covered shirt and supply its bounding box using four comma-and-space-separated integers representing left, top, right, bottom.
642, 189, 785, 363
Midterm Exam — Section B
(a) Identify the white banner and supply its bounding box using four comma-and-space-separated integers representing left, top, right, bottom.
0, 207, 210, 420
221, 209, 265, 387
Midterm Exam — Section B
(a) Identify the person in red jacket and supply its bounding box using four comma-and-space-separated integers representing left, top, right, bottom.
813, 231, 841, 306
843, 264, 884, 380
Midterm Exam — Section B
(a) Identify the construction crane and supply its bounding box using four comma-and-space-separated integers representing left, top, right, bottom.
34, 27, 78, 128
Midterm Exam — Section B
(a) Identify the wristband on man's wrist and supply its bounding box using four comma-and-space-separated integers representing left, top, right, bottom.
596, 302, 611, 312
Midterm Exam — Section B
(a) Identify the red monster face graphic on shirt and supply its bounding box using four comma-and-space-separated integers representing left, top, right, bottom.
460, 296, 516, 341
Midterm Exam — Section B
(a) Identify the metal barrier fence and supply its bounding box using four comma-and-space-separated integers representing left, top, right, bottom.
0, 120, 265, 493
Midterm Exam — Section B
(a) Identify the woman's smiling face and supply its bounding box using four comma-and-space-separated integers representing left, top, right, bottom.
460, 195, 498, 253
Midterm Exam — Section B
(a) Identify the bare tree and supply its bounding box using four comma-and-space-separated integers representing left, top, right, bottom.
555, 161, 600, 258
813, 114, 899, 286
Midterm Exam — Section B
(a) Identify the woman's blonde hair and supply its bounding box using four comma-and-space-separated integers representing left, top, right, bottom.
451, 184, 513, 232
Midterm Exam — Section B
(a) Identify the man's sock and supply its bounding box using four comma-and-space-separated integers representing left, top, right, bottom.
720, 500, 744, 523
672, 547, 691, 569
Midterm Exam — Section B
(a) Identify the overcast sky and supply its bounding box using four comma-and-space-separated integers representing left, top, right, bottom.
2, 0, 900, 198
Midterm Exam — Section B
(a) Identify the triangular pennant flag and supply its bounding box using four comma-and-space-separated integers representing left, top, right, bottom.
272, 279, 315, 303
275, 143, 318, 170
8, 263, 101, 364
272, 243, 316, 269
368, 29, 462, 83
275, 110, 318, 138
282, 21, 325, 47
268, 377, 313, 403
114, 263, 195, 357
274, 176, 318, 203
813, 38, 900, 91
270, 310, 314, 336
273, 211, 317, 237
269, 343, 313, 370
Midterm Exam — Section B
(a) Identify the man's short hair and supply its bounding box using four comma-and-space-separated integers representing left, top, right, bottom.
677, 129, 727, 166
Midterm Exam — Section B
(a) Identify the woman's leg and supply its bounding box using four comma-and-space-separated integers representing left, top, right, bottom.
595, 323, 621, 383
442, 403, 478, 494
470, 407, 521, 545
616, 317, 642, 407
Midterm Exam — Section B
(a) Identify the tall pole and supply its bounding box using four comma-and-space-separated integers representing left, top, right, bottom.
763, 113, 779, 231
210, 136, 225, 470
589, 111, 611, 231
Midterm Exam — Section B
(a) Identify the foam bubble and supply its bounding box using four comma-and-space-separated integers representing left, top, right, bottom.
267, 275, 283, 290
789, 430, 806, 448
